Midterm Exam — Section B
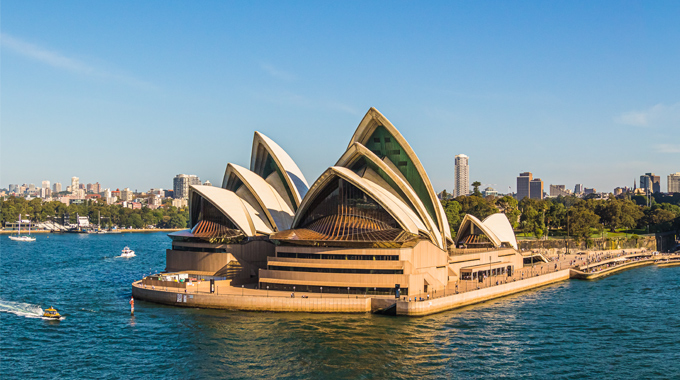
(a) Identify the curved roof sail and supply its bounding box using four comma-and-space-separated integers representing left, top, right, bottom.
335, 142, 444, 249
250, 131, 309, 210
189, 185, 273, 237
347, 107, 448, 247
221, 163, 295, 231
454, 213, 518, 250
292, 167, 433, 241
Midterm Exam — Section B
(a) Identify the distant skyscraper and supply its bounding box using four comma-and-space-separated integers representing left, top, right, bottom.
640, 173, 660, 194
53, 183, 62, 193
516, 172, 532, 200
173, 174, 201, 199
71, 177, 79, 194
669, 172, 680, 193
9, 184, 18, 193
530, 178, 544, 200
574, 184, 584, 194
42, 180, 50, 189
454, 154, 469, 197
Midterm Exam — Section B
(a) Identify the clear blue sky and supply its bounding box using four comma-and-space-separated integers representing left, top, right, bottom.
2, 1, 679, 194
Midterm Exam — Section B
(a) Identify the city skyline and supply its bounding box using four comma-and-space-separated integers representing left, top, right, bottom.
2, 2, 679, 193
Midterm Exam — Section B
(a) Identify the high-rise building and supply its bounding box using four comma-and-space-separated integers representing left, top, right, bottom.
53, 183, 62, 193
530, 178, 544, 200
9, 184, 18, 193
454, 154, 469, 198
574, 184, 584, 194
550, 185, 571, 197
92, 182, 101, 194
173, 174, 201, 199
71, 177, 80, 194
120, 188, 134, 202
42, 180, 50, 189
516, 172, 532, 200
640, 173, 660, 194
669, 172, 680, 193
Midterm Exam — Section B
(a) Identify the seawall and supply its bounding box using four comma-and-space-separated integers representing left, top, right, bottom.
132, 281, 372, 313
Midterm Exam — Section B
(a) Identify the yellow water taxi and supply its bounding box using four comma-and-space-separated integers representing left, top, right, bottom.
43, 307, 61, 319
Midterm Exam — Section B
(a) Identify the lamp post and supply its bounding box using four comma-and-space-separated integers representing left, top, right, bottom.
347, 287, 350, 298
266, 286, 269, 297
320, 287, 323, 298
293, 286, 296, 297
242, 285, 244, 296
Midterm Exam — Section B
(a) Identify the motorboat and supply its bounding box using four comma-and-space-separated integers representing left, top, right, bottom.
43, 307, 61, 319
120, 246, 136, 258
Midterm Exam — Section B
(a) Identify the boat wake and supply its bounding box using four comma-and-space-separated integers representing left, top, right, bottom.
0, 300, 65, 320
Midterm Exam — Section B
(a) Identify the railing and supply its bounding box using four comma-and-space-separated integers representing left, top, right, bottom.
406, 259, 572, 302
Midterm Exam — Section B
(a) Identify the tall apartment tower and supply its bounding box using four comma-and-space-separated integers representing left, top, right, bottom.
454, 154, 469, 198
173, 174, 201, 199
42, 180, 50, 189
71, 177, 79, 194
516, 172, 532, 200
53, 183, 62, 193
640, 173, 661, 193
574, 184, 584, 194
530, 178, 544, 200
668, 172, 680, 193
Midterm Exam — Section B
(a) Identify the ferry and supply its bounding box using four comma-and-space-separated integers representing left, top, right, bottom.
43, 307, 61, 319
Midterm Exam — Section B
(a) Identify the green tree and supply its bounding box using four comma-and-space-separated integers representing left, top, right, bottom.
567, 201, 600, 240
441, 199, 463, 236
495, 195, 520, 229
471, 181, 482, 197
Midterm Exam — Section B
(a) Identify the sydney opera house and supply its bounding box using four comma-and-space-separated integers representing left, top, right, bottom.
164, 108, 522, 296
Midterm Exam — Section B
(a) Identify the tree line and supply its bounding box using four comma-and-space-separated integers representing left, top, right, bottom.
440, 191, 680, 241
0, 196, 189, 229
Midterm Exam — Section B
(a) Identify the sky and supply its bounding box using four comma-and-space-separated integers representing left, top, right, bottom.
1, 1, 679, 194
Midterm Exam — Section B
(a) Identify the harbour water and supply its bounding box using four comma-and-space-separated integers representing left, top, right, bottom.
2, 233, 679, 379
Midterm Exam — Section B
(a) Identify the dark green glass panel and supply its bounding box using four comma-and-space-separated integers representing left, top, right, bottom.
366, 125, 437, 225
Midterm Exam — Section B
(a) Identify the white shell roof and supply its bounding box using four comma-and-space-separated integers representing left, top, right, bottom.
250, 131, 309, 207
454, 213, 518, 250
223, 163, 295, 231
189, 185, 273, 237
347, 107, 448, 248
292, 166, 432, 240
335, 142, 444, 249
481, 213, 518, 250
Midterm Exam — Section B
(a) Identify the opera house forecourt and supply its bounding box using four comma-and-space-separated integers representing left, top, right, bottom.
132, 108, 568, 316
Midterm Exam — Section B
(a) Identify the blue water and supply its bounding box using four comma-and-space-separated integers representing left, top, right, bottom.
2, 233, 679, 379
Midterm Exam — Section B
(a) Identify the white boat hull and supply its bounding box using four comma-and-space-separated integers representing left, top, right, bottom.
9, 236, 36, 241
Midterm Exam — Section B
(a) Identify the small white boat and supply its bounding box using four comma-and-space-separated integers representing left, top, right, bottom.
9, 218, 36, 241
9, 235, 36, 242
120, 246, 136, 258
